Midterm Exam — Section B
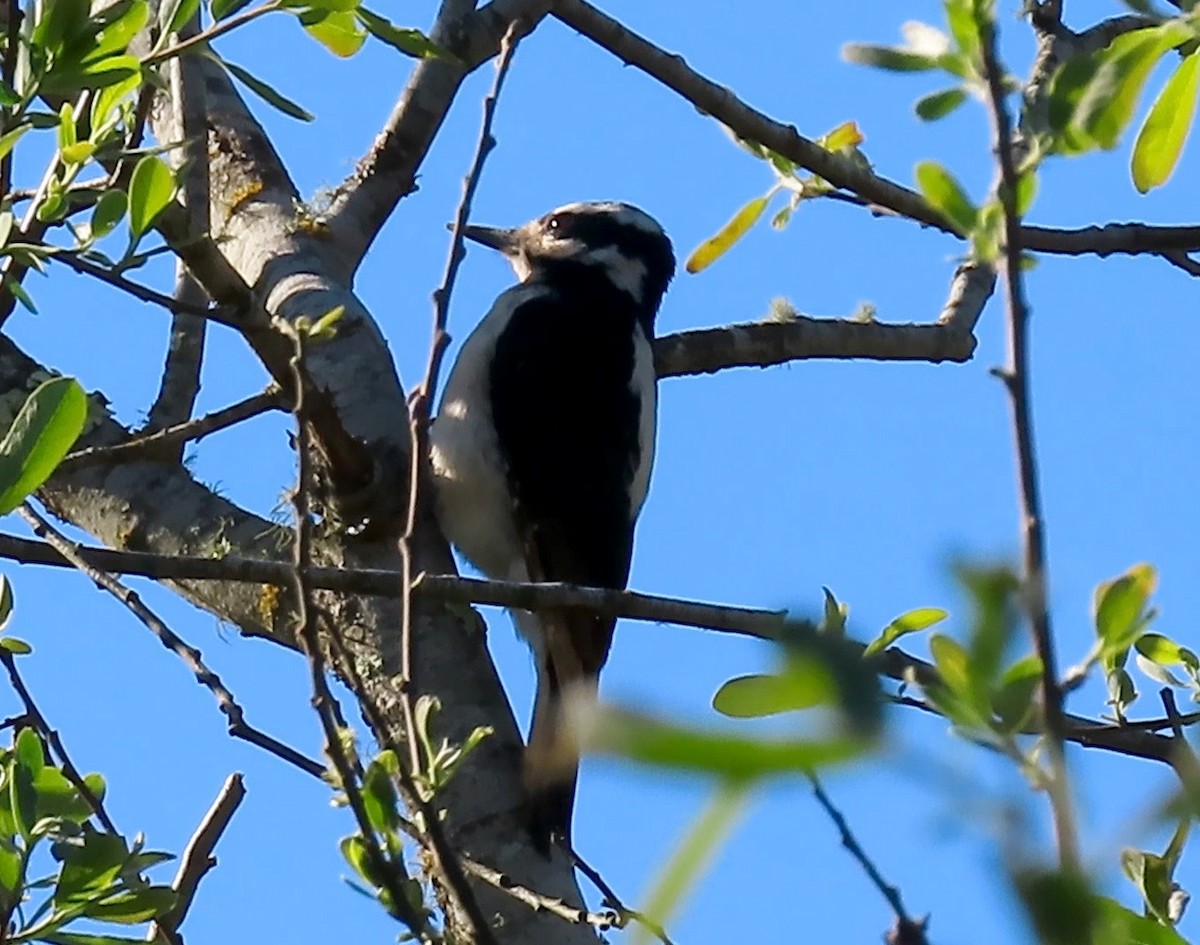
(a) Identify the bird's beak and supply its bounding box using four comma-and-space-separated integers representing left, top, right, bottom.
461, 223, 521, 256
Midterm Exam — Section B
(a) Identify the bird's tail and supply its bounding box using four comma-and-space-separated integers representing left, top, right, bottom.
523, 613, 609, 855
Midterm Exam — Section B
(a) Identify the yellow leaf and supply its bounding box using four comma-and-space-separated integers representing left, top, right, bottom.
819, 120, 865, 152
685, 196, 769, 274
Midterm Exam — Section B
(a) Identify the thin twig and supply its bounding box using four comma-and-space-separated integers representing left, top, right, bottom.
572, 851, 678, 945
809, 774, 927, 944
460, 856, 618, 932
393, 23, 521, 940
283, 329, 432, 940
50, 251, 233, 322
144, 0, 281, 65
977, 10, 1078, 871
0, 648, 118, 834
0, 531, 1188, 769
147, 773, 247, 943
0, 0, 21, 199
61, 386, 285, 469
16, 504, 324, 780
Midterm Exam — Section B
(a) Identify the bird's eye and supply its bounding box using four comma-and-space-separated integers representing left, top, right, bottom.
546, 214, 563, 231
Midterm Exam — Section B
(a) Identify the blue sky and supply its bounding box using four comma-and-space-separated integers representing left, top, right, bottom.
2, 0, 1199, 942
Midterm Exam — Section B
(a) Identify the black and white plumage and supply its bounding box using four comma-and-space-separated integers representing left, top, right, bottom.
429, 201, 674, 851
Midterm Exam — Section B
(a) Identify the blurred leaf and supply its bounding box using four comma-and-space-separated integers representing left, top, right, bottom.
632, 782, 748, 945
915, 86, 967, 120
300, 8, 367, 57
61, 142, 96, 165
944, 0, 981, 66
685, 196, 770, 274
41, 934, 154, 944
991, 654, 1042, 732
863, 606, 947, 657
356, 9, 445, 59
0, 377, 88, 514
821, 587, 847, 636
4, 277, 37, 314
219, 58, 314, 121
1014, 168, 1038, 216
1123, 846, 1181, 926
1137, 633, 1189, 665
1015, 868, 1099, 945
0, 835, 20, 901
1093, 895, 1187, 945
915, 160, 977, 234
1132, 49, 1200, 192
127, 156, 174, 239
586, 706, 869, 779
712, 658, 836, 719
842, 43, 938, 71
1095, 563, 1157, 657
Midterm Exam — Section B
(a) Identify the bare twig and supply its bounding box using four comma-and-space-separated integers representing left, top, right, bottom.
461, 856, 618, 932
50, 251, 233, 322
393, 24, 521, 939
62, 386, 285, 469
0, 530, 1188, 769
16, 505, 324, 780
572, 851, 677, 945
0, 648, 118, 834
148, 773, 247, 944
283, 329, 433, 941
977, 11, 1078, 871
809, 774, 927, 944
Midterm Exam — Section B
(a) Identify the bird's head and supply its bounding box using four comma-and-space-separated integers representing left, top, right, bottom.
462, 201, 675, 320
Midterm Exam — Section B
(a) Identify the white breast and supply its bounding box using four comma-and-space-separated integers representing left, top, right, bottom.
629, 322, 657, 516
429, 285, 550, 584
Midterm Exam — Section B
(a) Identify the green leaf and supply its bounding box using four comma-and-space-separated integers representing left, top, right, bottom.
10, 750, 36, 839
219, 58, 314, 122
83, 0, 149, 63
31, 0, 91, 55
159, 0, 201, 34
820, 586, 847, 636
43, 55, 142, 94
1136, 632, 1187, 665
944, 0, 981, 67
361, 759, 398, 834
127, 156, 175, 238
90, 191, 128, 240
1132, 49, 1200, 192
4, 277, 37, 315
685, 196, 770, 274
991, 655, 1042, 732
915, 160, 977, 234
712, 661, 835, 719
1075, 22, 1190, 151
211, 0, 254, 20
1093, 896, 1187, 945
929, 634, 972, 696
61, 142, 96, 165
301, 8, 367, 56
32, 766, 91, 823
1094, 563, 1156, 657
84, 886, 176, 923
41, 934, 157, 945
1014, 169, 1038, 216
915, 86, 967, 121
863, 607, 948, 657
633, 783, 748, 945
356, 9, 445, 59
15, 727, 44, 777
0, 377, 88, 515
0, 835, 21, 902
842, 43, 938, 72
55, 830, 129, 903
0, 577, 13, 631
586, 706, 869, 778
1015, 868, 1099, 945
340, 834, 383, 888
0, 126, 29, 165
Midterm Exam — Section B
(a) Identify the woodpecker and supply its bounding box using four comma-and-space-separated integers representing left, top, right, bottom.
429, 201, 674, 852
